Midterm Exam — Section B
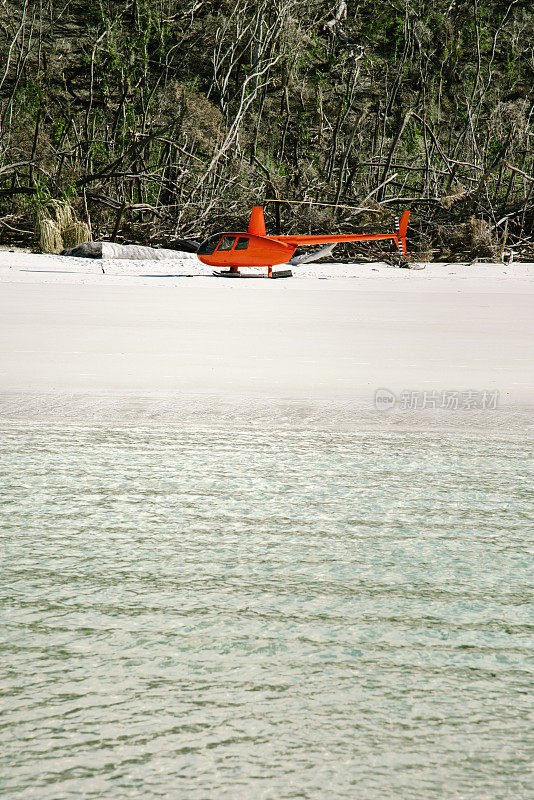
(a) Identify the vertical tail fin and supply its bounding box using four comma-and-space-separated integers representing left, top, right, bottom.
248, 205, 266, 236
398, 210, 410, 254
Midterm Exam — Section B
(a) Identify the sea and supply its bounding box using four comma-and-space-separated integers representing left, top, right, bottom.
0, 394, 532, 799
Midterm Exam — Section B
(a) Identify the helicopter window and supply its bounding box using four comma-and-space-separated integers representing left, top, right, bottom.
197, 234, 222, 256
235, 237, 249, 250
217, 236, 237, 251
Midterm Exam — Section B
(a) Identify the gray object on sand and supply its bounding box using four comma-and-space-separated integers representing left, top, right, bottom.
289, 243, 336, 265
62, 241, 199, 259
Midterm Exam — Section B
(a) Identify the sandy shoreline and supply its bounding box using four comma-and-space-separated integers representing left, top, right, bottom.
1, 250, 533, 427
1, 246, 532, 289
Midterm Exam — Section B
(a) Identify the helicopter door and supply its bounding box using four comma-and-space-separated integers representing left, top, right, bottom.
216, 236, 236, 251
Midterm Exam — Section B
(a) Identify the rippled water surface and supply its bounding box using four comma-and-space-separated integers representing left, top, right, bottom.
1, 420, 532, 799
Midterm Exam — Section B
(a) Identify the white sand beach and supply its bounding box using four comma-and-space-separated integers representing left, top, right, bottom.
0, 249, 532, 426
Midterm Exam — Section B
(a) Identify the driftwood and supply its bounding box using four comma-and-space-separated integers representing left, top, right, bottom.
62, 240, 199, 259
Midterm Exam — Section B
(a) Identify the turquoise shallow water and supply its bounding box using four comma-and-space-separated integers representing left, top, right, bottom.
0, 419, 532, 799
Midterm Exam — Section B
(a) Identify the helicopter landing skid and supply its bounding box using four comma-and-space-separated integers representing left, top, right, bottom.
212, 269, 293, 279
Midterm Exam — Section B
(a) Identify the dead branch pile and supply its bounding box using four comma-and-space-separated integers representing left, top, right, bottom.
0, 0, 532, 260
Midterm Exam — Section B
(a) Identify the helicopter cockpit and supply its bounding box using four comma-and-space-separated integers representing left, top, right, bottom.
197, 235, 250, 256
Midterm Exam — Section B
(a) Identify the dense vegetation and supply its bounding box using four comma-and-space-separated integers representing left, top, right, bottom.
1, 0, 533, 259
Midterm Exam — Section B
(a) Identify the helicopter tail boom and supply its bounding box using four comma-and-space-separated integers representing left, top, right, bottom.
275, 209, 410, 253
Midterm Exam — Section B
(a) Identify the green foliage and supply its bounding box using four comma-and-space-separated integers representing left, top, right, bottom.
0, 0, 532, 255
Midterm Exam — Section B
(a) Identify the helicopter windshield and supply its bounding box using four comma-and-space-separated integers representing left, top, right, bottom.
197, 234, 223, 256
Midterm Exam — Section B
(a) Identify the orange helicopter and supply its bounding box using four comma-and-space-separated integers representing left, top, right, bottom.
197, 204, 410, 278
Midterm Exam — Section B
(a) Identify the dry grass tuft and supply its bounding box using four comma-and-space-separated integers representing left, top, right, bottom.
62, 221, 91, 248
36, 201, 90, 253
38, 218, 63, 253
